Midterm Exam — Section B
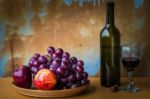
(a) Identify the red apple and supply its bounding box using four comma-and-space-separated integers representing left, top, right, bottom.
34, 69, 57, 90
13, 65, 32, 88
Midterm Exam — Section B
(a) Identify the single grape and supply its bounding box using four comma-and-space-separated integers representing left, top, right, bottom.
75, 65, 84, 73
54, 58, 61, 63
30, 57, 36, 61
76, 72, 82, 81
70, 57, 77, 65
60, 78, 68, 85
61, 61, 68, 65
33, 60, 40, 67
29, 60, 34, 67
68, 74, 76, 83
49, 67, 57, 74
56, 67, 65, 76
47, 46, 55, 56
82, 72, 88, 79
38, 56, 48, 64
31, 66, 39, 74
63, 70, 70, 77
72, 64, 77, 70
77, 60, 84, 67
62, 52, 70, 58
61, 61, 69, 69
52, 53, 59, 59
52, 60, 60, 68
29, 57, 36, 66
39, 64, 48, 69
61, 57, 69, 63
55, 48, 63, 56
33, 53, 40, 60
49, 64, 53, 68
61, 64, 68, 70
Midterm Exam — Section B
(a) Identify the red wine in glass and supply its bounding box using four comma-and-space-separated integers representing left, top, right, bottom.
122, 57, 140, 72
121, 44, 141, 93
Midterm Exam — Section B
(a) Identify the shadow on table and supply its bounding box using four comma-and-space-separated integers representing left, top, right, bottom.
139, 79, 150, 91
68, 85, 97, 98
120, 77, 150, 92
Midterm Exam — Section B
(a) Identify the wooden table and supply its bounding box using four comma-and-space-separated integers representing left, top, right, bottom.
0, 77, 150, 99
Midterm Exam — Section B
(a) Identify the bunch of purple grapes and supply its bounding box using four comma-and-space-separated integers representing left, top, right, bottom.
29, 46, 89, 89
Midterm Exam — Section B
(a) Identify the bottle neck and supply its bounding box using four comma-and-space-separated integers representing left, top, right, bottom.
106, 2, 115, 25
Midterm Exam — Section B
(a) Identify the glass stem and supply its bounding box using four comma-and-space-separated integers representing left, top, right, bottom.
128, 71, 134, 85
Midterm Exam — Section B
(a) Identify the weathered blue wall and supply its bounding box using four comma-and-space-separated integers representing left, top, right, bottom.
0, 0, 149, 77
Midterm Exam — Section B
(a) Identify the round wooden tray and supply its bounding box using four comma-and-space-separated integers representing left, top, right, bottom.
12, 83, 90, 98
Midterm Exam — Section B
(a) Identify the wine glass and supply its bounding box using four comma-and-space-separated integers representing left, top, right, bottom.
121, 44, 141, 93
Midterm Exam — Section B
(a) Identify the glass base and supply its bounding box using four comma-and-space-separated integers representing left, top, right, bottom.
120, 83, 141, 93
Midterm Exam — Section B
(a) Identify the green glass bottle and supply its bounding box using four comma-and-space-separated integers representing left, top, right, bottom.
100, 1, 120, 87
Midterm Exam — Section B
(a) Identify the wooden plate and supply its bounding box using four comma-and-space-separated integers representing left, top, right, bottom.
12, 83, 90, 98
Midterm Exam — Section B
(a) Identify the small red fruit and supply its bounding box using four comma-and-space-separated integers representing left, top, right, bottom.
13, 65, 32, 88
34, 69, 57, 90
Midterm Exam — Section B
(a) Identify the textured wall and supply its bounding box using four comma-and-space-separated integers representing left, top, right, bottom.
0, 0, 149, 77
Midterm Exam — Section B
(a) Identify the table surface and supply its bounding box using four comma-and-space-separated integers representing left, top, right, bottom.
0, 77, 150, 99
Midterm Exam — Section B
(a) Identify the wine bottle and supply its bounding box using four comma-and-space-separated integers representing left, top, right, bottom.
100, 1, 120, 87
